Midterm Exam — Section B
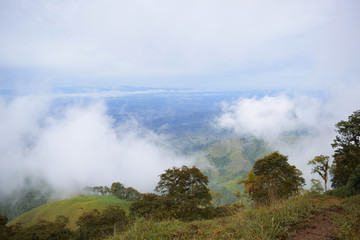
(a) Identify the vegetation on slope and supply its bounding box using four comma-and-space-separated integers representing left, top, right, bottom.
1, 109, 359, 239
0, 179, 53, 220
204, 137, 271, 204
109, 194, 360, 240
8, 195, 131, 230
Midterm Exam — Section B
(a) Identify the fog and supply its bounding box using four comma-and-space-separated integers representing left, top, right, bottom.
216, 90, 360, 185
0, 96, 192, 196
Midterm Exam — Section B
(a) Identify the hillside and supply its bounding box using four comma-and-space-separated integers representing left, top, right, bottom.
111, 194, 360, 239
203, 137, 271, 203
9, 195, 131, 230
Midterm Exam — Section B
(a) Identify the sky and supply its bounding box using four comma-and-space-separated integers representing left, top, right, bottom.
0, 0, 359, 91
0, 1, 360, 195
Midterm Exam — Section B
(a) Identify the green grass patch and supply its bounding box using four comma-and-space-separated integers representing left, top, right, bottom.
110, 195, 321, 240
9, 195, 131, 230
331, 195, 360, 239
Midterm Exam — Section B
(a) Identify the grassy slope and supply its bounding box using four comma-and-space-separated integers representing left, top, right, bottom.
110, 194, 360, 240
9, 195, 131, 230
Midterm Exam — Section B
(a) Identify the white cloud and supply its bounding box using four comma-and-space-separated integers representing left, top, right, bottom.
0, 96, 192, 195
215, 91, 360, 186
216, 94, 331, 142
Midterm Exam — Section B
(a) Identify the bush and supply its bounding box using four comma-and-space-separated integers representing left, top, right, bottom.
346, 165, 360, 196
75, 206, 130, 239
326, 186, 351, 198
10, 215, 73, 240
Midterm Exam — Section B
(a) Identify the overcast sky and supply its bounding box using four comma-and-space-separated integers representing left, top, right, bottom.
0, 1, 360, 195
0, 0, 359, 91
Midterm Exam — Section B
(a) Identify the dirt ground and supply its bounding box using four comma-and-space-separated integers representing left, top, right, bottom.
290, 200, 344, 240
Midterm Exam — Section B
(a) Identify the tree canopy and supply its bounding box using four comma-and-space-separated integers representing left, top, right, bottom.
308, 155, 330, 191
156, 165, 212, 220
76, 206, 129, 239
331, 110, 360, 188
251, 151, 305, 205
84, 182, 142, 201
131, 166, 212, 221
238, 170, 260, 201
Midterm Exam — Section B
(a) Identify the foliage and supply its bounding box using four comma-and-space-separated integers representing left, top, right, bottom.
0, 214, 7, 227
0, 214, 11, 239
326, 186, 352, 198
155, 165, 212, 221
346, 164, 360, 196
309, 179, 324, 194
203, 136, 272, 205
129, 193, 173, 221
325, 166, 360, 198
252, 152, 305, 205
9, 195, 131, 230
87, 186, 111, 195
75, 209, 102, 239
75, 206, 130, 240
308, 155, 330, 191
110, 182, 142, 201
122, 187, 142, 201
112, 195, 322, 240
130, 166, 212, 221
0, 178, 52, 220
331, 110, 360, 188
330, 195, 360, 239
238, 170, 260, 205
111, 182, 125, 197
7, 215, 73, 240
85, 182, 142, 201
4, 206, 130, 240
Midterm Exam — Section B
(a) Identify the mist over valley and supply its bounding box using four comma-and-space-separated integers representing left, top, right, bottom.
1, 86, 355, 220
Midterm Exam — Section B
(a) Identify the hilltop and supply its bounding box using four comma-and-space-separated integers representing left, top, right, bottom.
9, 195, 131, 230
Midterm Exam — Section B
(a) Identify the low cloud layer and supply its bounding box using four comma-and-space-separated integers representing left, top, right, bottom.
216, 94, 331, 142
216, 91, 359, 184
0, 96, 191, 196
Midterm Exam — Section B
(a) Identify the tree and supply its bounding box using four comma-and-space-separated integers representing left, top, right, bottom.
155, 166, 212, 220
129, 193, 173, 220
331, 110, 360, 188
252, 152, 305, 205
210, 190, 222, 206
93, 186, 105, 195
238, 170, 260, 207
0, 214, 11, 240
123, 187, 142, 201
104, 186, 111, 195
111, 182, 125, 198
309, 179, 324, 194
346, 164, 360, 196
100, 206, 129, 235
75, 209, 102, 239
308, 155, 330, 191
130, 166, 212, 221
75, 206, 129, 239
238, 170, 260, 199
11, 215, 73, 240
